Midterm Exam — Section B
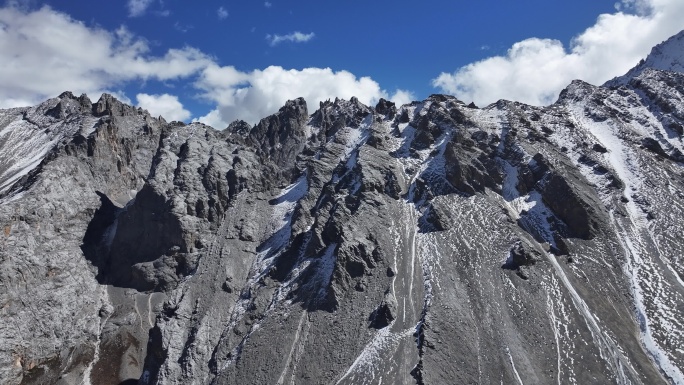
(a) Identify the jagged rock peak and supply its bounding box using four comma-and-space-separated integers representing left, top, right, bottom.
280, 96, 308, 116
44, 91, 93, 118
374, 98, 396, 116
250, 97, 308, 144
426, 93, 465, 105
226, 119, 251, 136
310, 96, 372, 135
93, 92, 142, 117
556, 79, 597, 102
245, 97, 309, 184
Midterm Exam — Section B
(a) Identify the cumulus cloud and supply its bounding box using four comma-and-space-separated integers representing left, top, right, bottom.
217, 6, 228, 20
0, 5, 413, 127
264, 2, 272, 8
195, 109, 225, 130
127, 0, 154, 17
136, 93, 191, 121
0, 5, 212, 107
433, 0, 684, 106
195, 65, 412, 127
389, 89, 415, 107
266, 32, 315, 46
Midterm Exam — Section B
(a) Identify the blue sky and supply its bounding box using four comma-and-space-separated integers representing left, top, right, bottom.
0, 0, 683, 126
61, 1, 614, 93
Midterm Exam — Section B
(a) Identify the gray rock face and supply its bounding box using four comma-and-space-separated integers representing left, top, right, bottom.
2, 32, 684, 385
0, 92, 163, 384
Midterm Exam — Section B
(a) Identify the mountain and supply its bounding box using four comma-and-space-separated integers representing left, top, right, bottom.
1, 32, 684, 385
607, 30, 684, 86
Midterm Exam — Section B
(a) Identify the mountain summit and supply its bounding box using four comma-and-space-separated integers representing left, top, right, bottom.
1, 32, 684, 385
607, 29, 684, 86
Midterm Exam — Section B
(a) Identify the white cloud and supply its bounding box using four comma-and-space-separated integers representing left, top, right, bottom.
127, 0, 154, 17
195, 65, 409, 126
217, 6, 228, 20
136, 93, 191, 121
389, 89, 415, 107
0, 5, 212, 108
0, 5, 413, 127
194, 109, 226, 129
174, 22, 193, 33
109, 91, 133, 106
266, 31, 315, 46
264, 2, 272, 8
433, 0, 684, 106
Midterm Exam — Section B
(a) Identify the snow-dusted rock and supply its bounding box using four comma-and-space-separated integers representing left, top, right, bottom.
2, 30, 684, 385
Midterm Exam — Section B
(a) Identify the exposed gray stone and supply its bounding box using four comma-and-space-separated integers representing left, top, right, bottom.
3, 32, 684, 385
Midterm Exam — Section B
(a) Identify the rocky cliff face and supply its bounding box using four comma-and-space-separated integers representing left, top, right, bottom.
1, 33, 684, 385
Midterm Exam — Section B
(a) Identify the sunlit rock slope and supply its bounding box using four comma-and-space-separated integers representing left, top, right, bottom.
1, 31, 684, 385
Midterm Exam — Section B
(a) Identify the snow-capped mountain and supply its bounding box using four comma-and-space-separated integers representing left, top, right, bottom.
607, 29, 684, 86
1, 31, 684, 385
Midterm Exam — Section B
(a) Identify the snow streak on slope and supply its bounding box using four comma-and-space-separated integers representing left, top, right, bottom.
545, 274, 578, 385
566, 100, 684, 384
0, 109, 63, 195
334, 326, 416, 385
79, 286, 113, 385
546, 250, 636, 383
0, 97, 101, 198
331, 109, 431, 385
225, 176, 309, 336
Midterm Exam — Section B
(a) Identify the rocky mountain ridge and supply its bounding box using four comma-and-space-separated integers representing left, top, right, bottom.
1, 32, 684, 384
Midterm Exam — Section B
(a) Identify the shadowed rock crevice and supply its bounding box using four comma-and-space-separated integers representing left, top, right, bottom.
138, 325, 167, 385
81, 191, 121, 279
82, 185, 192, 292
